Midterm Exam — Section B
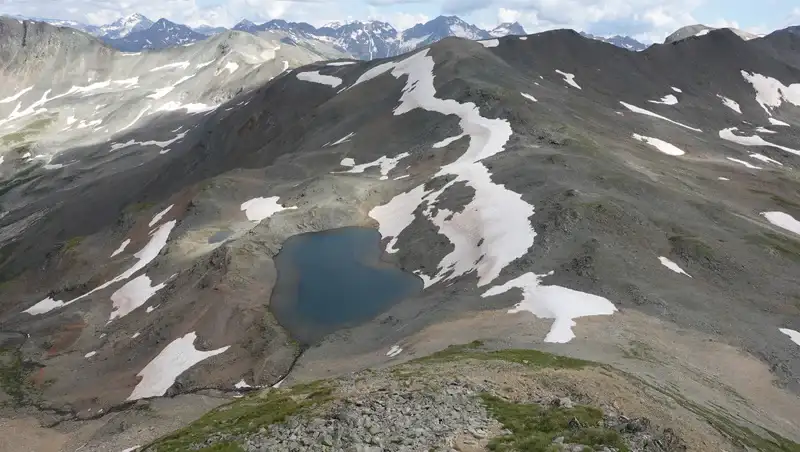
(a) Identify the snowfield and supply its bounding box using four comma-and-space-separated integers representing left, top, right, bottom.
296, 70, 343, 88
127, 332, 230, 400
761, 211, 800, 236
360, 49, 536, 287
620, 102, 701, 132
241, 196, 297, 222
555, 70, 581, 90
632, 134, 685, 156
483, 272, 617, 343
659, 256, 692, 277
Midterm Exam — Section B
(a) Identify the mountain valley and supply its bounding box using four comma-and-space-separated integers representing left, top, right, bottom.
0, 13, 800, 452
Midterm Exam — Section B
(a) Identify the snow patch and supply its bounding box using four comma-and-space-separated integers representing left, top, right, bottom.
328, 132, 355, 146
386, 345, 403, 357
156, 102, 217, 114
328, 61, 357, 66
780, 328, 800, 347
149, 61, 190, 72
727, 157, 761, 169
340, 157, 355, 167
620, 101, 702, 132
234, 379, 251, 389
658, 256, 691, 277
240, 197, 296, 222
520, 92, 537, 102
433, 134, 466, 148
671, 87, 682, 93
109, 275, 168, 321
741, 71, 800, 114
296, 71, 342, 88
718, 177, 729, 181
222, 62, 239, 75
85, 351, 97, 358
761, 211, 800, 236
119, 107, 151, 132
719, 127, 800, 156
769, 118, 790, 127
479, 39, 500, 48
23, 221, 176, 315
755, 127, 776, 134
339, 153, 410, 180
110, 239, 131, 258
717, 95, 741, 113
0, 86, 33, 104
648, 94, 678, 105
127, 332, 229, 400
749, 153, 782, 166
483, 272, 617, 343
365, 49, 536, 287
149, 205, 174, 227
132, 332, 141, 339
555, 70, 581, 90
631, 134, 685, 156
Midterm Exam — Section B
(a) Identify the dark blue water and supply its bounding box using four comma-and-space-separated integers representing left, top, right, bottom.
270, 227, 422, 344
208, 230, 233, 244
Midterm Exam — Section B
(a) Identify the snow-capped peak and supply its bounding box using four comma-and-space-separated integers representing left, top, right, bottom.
100, 13, 153, 39
490, 22, 526, 37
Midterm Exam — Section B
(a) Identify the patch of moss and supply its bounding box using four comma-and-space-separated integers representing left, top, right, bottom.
746, 233, 800, 262
63, 236, 84, 252
668, 235, 716, 262
481, 394, 628, 452
0, 116, 56, 146
143, 380, 334, 451
0, 348, 39, 407
126, 201, 156, 213
197, 443, 245, 452
748, 189, 800, 211
413, 341, 593, 370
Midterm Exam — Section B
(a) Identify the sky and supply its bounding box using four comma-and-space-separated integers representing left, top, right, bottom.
2, 0, 799, 43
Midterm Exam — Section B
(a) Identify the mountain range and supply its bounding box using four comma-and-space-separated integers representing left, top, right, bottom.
2, 12, 800, 452
10, 12, 648, 58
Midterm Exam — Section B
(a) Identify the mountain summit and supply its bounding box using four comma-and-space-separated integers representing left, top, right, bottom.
99, 13, 153, 39
490, 22, 527, 37
104, 18, 207, 50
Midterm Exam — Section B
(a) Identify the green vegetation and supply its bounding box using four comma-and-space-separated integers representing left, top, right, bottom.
63, 236, 84, 252
196, 443, 246, 452
413, 340, 593, 370
126, 201, 155, 213
668, 235, 716, 262
746, 232, 800, 262
748, 189, 800, 211
0, 348, 38, 407
143, 380, 334, 451
481, 394, 628, 452
0, 116, 56, 146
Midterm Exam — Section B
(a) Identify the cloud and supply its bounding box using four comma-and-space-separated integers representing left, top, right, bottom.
478, 0, 702, 43
441, 0, 488, 15
497, 8, 521, 24
2, 0, 339, 27
366, 0, 427, 5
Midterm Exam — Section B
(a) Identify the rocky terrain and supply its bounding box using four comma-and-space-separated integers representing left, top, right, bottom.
0, 15, 800, 452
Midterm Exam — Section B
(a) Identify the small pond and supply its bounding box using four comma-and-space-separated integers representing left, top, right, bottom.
270, 227, 422, 344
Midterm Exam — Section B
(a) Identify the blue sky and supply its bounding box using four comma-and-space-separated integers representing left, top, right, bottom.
2, 0, 799, 43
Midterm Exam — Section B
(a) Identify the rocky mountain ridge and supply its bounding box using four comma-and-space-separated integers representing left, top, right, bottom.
4, 12, 648, 57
